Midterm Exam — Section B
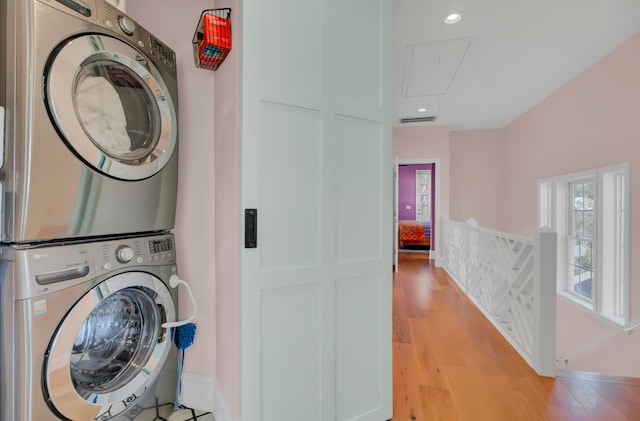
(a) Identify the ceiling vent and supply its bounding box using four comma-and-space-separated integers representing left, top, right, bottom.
399, 116, 437, 124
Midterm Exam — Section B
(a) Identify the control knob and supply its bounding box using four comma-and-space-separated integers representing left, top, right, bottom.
118, 15, 136, 36
115, 245, 135, 263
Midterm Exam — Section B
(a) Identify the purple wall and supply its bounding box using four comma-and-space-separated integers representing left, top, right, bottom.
398, 164, 435, 234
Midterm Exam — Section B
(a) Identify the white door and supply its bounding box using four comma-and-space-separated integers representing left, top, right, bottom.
241, 0, 392, 419
415, 170, 431, 224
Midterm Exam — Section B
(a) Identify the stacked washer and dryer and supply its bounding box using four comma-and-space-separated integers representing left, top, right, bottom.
0, 0, 187, 419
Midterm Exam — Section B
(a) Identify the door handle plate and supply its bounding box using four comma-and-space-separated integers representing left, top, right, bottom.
245, 209, 257, 248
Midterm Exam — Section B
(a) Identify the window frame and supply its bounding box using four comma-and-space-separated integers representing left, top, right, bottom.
537, 163, 630, 326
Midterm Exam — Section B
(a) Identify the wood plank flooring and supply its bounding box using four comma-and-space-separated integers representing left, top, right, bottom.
391, 252, 640, 421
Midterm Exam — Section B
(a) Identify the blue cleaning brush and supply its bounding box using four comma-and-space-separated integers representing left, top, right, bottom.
160, 275, 199, 411
174, 322, 197, 349
173, 322, 197, 410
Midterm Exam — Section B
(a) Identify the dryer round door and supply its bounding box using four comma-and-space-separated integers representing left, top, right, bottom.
44, 272, 176, 421
44, 33, 178, 181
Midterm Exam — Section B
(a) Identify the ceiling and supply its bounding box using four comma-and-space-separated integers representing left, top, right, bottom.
393, 0, 640, 131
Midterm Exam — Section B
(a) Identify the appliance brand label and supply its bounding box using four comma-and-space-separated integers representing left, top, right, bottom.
34, 299, 47, 315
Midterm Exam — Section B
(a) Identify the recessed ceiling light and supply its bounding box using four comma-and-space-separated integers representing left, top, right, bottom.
444, 12, 462, 24
417, 107, 428, 113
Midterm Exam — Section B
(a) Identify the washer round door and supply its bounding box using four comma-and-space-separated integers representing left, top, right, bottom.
44, 33, 177, 181
44, 272, 176, 421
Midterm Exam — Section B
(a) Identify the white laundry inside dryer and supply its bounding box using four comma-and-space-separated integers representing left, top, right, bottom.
75, 75, 132, 155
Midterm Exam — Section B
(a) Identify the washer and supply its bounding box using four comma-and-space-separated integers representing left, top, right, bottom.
0, 0, 179, 243
0, 233, 181, 420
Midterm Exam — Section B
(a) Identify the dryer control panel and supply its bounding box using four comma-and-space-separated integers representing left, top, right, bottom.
38, 0, 177, 72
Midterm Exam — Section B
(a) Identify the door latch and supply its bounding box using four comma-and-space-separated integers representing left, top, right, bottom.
245, 209, 257, 248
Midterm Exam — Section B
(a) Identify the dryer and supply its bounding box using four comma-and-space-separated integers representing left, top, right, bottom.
0, 233, 183, 420
0, 0, 179, 243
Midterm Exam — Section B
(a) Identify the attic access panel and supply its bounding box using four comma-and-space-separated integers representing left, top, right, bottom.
403, 38, 475, 98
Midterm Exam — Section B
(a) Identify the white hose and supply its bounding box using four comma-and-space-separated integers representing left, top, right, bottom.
162, 275, 198, 328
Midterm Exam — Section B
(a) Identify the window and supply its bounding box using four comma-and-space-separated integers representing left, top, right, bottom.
538, 163, 630, 325
569, 179, 594, 301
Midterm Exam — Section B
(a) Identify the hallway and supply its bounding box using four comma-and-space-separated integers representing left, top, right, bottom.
391, 252, 640, 421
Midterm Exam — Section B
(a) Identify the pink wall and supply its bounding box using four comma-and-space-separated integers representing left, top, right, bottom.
213, 0, 241, 417
450, 129, 506, 230
448, 33, 640, 377
128, 0, 218, 379
503, 33, 640, 239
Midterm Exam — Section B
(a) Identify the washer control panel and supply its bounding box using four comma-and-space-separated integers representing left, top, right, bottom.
98, 234, 176, 271
14, 233, 177, 299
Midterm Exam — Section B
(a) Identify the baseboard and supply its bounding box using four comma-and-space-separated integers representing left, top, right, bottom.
556, 368, 640, 385
180, 372, 236, 421
434, 255, 442, 267
212, 378, 235, 421
179, 372, 215, 412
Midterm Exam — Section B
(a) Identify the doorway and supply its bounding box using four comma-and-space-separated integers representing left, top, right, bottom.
393, 159, 440, 272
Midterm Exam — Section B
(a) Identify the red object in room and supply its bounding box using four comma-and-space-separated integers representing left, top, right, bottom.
398, 220, 427, 248
193, 8, 232, 71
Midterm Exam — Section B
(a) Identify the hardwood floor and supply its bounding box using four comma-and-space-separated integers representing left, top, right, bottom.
391, 252, 640, 421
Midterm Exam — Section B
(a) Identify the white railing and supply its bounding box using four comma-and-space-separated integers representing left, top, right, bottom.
442, 218, 557, 377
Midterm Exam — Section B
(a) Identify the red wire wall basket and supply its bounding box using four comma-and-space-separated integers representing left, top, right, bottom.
192, 8, 232, 71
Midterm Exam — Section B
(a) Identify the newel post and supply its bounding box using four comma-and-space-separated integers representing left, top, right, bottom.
532, 227, 557, 377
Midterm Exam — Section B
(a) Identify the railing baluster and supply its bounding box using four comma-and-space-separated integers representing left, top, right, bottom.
442, 220, 557, 377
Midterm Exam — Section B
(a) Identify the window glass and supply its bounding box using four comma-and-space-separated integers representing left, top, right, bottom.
569, 181, 594, 301
569, 238, 593, 299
